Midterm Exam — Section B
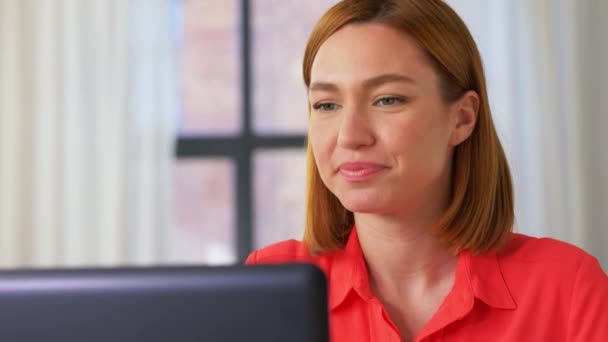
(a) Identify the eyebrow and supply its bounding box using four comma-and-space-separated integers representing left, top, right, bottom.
308, 73, 416, 93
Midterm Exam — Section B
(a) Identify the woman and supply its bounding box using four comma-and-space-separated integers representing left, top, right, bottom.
246, 1, 608, 341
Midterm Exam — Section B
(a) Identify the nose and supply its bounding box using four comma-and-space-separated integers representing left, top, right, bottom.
337, 107, 375, 150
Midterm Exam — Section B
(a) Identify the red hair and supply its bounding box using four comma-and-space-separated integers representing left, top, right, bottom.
303, 0, 514, 255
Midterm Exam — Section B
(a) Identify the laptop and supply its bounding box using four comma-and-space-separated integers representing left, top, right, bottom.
0, 263, 329, 342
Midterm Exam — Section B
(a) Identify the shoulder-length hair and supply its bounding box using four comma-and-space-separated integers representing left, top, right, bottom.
302, 0, 514, 255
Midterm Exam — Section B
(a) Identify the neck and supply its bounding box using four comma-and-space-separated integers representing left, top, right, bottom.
355, 213, 457, 293
354, 214, 459, 342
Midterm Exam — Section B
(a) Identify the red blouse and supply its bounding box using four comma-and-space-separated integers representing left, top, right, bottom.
246, 228, 608, 341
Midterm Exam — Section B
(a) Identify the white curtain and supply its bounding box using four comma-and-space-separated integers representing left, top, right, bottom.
448, 0, 608, 268
0, 0, 177, 267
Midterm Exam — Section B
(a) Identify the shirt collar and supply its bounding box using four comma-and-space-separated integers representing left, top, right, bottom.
461, 250, 517, 310
328, 226, 516, 311
328, 227, 371, 310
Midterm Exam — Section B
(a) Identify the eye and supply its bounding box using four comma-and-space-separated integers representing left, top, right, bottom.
312, 102, 340, 112
374, 96, 406, 107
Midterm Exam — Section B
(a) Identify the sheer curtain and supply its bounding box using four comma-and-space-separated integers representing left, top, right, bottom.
0, 0, 177, 267
449, 0, 608, 267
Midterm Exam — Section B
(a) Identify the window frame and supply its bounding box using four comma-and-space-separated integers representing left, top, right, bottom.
175, 0, 307, 262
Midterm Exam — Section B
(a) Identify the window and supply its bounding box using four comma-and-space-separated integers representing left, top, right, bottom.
172, 0, 338, 264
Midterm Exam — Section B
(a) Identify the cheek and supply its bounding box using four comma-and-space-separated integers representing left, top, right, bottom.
308, 124, 334, 171
386, 113, 450, 166
383, 117, 427, 152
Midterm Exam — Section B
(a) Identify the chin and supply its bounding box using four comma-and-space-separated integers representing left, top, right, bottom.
337, 190, 390, 214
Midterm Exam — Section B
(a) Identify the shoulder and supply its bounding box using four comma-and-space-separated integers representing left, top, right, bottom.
498, 233, 608, 338
498, 232, 607, 293
245, 239, 316, 264
245, 239, 338, 278
499, 232, 595, 268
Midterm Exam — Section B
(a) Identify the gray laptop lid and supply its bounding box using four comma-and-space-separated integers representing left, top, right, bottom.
0, 264, 329, 342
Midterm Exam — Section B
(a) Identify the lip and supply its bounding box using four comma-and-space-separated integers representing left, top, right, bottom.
337, 162, 387, 182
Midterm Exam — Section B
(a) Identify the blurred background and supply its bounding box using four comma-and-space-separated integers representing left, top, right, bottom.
0, 0, 606, 269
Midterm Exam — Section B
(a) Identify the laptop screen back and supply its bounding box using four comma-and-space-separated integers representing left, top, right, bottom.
0, 264, 329, 342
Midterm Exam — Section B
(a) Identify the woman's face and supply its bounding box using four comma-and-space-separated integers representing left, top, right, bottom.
308, 22, 474, 216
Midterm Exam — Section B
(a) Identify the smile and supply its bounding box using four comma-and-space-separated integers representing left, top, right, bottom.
337, 162, 387, 182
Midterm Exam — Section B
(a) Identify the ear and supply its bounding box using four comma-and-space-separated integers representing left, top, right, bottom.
448, 90, 479, 146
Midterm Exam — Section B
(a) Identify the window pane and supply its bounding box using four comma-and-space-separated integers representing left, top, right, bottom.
172, 159, 236, 265
254, 149, 307, 248
179, 0, 240, 135
252, 0, 339, 134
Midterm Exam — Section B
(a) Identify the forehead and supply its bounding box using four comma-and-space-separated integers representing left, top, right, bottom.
310, 22, 434, 85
